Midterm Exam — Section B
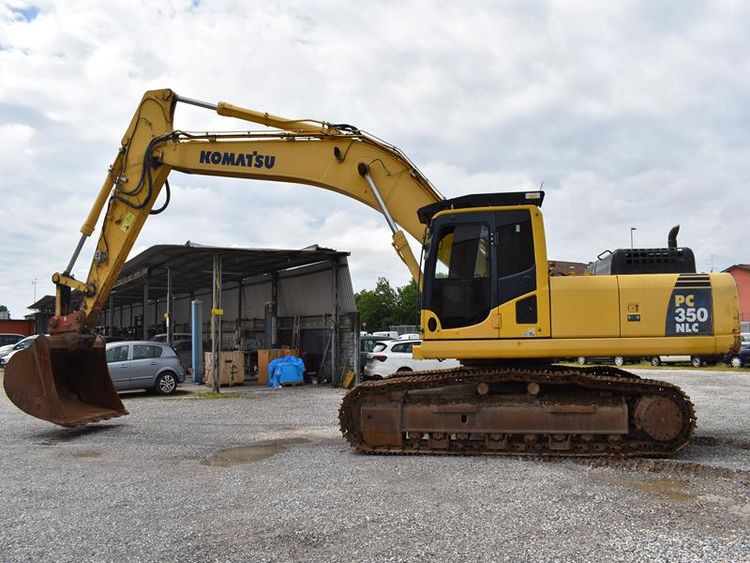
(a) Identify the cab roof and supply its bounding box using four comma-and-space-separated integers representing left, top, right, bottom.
417, 191, 544, 225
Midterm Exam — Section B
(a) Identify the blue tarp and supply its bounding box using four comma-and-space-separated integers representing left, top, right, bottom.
267, 355, 305, 388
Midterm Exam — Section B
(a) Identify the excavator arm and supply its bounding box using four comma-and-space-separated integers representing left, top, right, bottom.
60, 89, 442, 329
4, 88, 443, 426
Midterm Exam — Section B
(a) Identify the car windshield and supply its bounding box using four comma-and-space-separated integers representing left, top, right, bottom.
372, 342, 389, 353
16, 337, 36, 349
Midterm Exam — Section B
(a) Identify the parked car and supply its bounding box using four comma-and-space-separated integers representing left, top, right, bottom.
576, 355, 639, 367
105, 340, 186, 394
150, 333, 194, 369
0, 333, 24, 349
648, 354, 715, 368
150, 332, 192, 343
0, 335, 40, 367
397, 333, 421, 340
359, 335, 393, 375
363, 339, 460, 379
725, 343, 750, 368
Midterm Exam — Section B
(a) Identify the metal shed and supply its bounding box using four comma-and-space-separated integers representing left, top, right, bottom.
96, 242, 358, 385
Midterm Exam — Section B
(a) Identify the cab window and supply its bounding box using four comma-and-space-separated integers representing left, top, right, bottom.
428, 223, 492, 328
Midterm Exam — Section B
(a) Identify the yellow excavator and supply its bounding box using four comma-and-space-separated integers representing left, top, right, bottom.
5, 89, 740, 457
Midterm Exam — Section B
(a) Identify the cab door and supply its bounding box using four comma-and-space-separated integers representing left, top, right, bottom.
494, 209, 548, 338
422, 213, 495, 338
421, 206, 550, 341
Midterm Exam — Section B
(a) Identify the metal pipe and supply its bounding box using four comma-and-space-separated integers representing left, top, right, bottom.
175, 94, 218, 111
668, 225, 680, 249
63, 233, 88, 276
358, 163, 398, 234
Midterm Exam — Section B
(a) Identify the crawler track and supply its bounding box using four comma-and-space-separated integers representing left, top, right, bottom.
339, 365, 696, 457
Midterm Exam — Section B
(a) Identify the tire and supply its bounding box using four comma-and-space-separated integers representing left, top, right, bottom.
650, 356, 661, 367
154, 371, 178, 395
729, 356, 742, 368
576, 357, 587, 365
690, 356, 703, 368
396, 367, 413, 373
614, 356, 625, 367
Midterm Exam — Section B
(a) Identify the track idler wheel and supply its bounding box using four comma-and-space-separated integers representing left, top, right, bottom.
634, 396, 683, 442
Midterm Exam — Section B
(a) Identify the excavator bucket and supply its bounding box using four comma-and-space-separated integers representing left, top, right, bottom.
3, 333, 128, 427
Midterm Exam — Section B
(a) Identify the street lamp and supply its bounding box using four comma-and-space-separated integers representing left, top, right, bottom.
630, 227, 637, 250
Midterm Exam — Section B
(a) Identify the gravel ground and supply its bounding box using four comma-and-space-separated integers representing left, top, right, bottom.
0, 368, 748, 562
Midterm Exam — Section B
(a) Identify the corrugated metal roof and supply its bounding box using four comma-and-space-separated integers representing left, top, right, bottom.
108, 242, 351, 307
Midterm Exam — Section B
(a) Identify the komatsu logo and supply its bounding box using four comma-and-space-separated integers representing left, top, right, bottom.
199, 150, 276, 169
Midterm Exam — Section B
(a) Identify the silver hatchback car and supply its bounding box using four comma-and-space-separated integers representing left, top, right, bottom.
105, 341, 186, 394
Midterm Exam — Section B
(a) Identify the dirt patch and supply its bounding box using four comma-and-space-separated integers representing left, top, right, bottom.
72, 450, 102, 459
595, 475, 697, 502
691, 436, 750, 450
579, 458, 750, 483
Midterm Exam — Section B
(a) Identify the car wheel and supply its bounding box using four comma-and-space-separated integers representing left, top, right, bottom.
576, 357, 586, 365
650, 356, 661, 367
396, 367, 413, 372
614, 356, 625, 367
690, 356, 703, 368
155, 371, 178, 395
729, 356, 742, 368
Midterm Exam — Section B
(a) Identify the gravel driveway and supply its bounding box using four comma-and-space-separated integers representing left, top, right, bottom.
0, 369, 748, 562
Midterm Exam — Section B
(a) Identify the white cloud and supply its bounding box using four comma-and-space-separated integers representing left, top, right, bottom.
1, 0, 750, 319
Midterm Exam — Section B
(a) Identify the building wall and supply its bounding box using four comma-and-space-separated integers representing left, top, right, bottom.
728, 267, 750, 323
0, 319, 35, 336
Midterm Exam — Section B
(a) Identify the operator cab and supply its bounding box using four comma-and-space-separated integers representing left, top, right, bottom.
419, 192, 546, 337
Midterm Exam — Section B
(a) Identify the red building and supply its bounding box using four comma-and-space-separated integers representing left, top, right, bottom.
724, 265, 750, 326
0, 319, 35, 336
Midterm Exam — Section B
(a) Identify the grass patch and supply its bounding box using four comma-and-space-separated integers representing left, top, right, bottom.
190, 391, 242, 400
560, 361, 748, 372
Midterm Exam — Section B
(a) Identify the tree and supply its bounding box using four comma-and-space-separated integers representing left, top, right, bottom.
395, 280, 419, 325
355, 277, 398, 331
355, 277, 420, 331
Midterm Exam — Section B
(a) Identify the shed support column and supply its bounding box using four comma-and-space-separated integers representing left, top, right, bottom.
331, 259, 339, 385
266, 272, 278, 348
192, 299, 203, 384
211, 252, 223, 393
142, 275, 149, 340
166, 266, 173, 345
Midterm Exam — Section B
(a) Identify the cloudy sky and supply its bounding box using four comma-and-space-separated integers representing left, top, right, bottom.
1, 0, 749, 319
